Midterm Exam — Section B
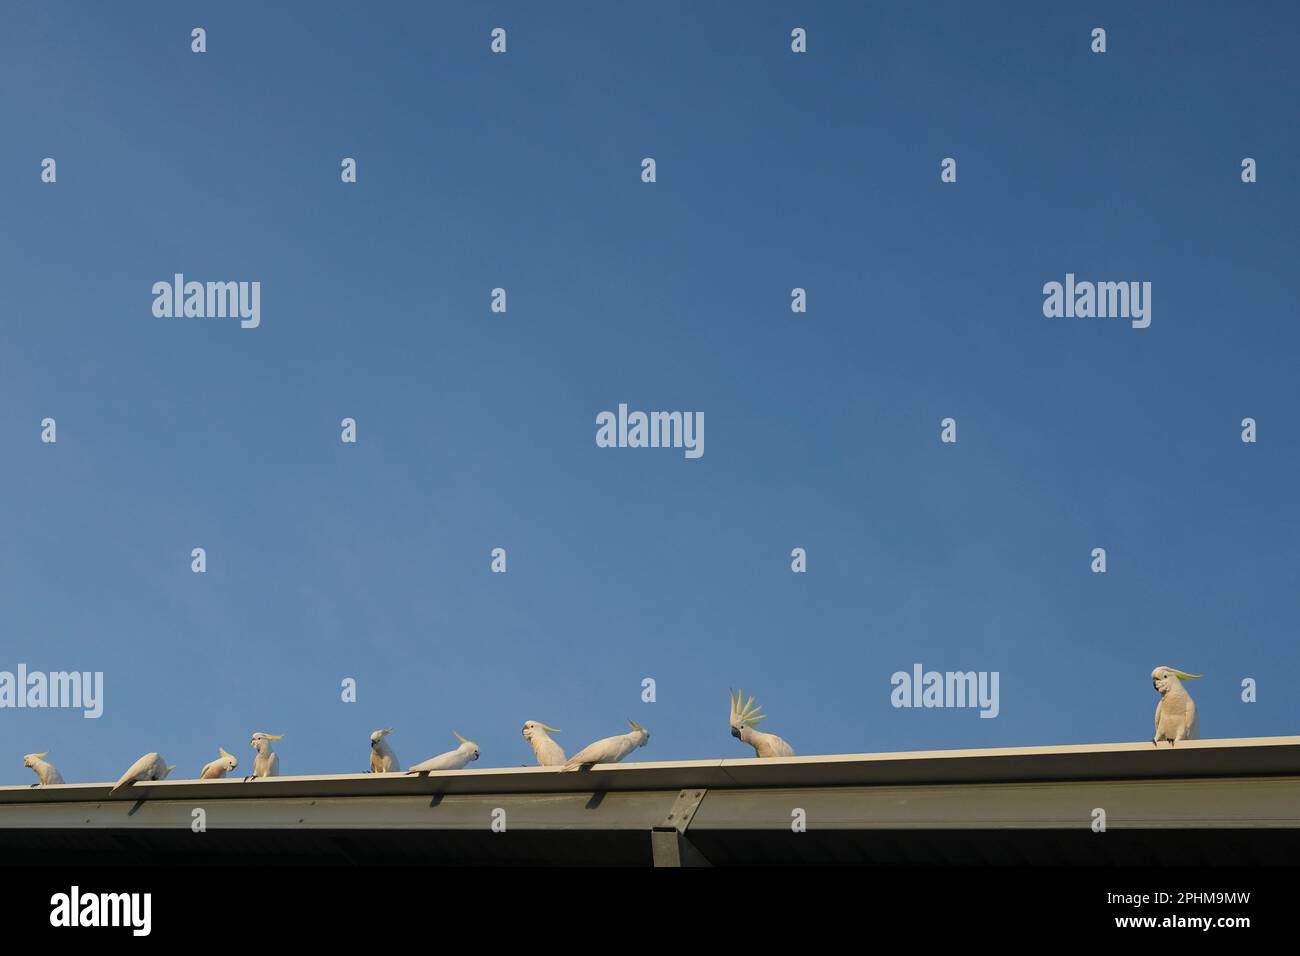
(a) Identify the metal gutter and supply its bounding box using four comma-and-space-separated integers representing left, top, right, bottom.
2, 736, 1297, 808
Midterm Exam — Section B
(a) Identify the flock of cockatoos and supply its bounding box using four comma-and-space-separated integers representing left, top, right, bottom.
18, 669, 1204, 791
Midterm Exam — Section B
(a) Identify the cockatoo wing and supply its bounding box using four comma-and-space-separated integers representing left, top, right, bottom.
407, 749, 467, 773
253, 750, 278, 777
562, 733, 634, 769
111, 752, 159, 793
752, 730, 796, 758
536, 738, 566, 766
563, 736, 614, 767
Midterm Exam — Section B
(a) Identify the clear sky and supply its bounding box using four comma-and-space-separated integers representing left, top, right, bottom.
1, 1, 1297, 784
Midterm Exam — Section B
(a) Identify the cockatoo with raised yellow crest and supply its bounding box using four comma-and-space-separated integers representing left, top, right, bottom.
521, 721, 565, 766
200, 747, 238, 779
23, 752, 65, 786
1152, 667, 1202, 744
110, 752, 175, 794
406, 733, 479, 774
729, 689, 795, 758
246, 732, 283, 780
561, 721, 649, 771
369, 727, 400, 773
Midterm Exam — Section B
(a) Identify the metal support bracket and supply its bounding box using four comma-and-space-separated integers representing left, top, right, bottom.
651, 789, 711, 867
660, 788, 707, 833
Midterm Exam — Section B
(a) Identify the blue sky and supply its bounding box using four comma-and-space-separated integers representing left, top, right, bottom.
1, 1, 1297, 784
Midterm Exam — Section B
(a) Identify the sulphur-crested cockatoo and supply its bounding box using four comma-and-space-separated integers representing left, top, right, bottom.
23, 752, 65, 786
369, 727, 401, 773
110, 752, 175, 794
200, 747, 238, 779
246, 732, 283, 780
562, 720, 649, 771
729, 689, 795, 758
1152, 667, 1202, 744
407, 733, 479, 774
522, 720, 565, 766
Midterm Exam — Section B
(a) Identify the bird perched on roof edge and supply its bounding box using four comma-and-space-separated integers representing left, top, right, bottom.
200, 747, 238, 779
110, 752, 175, 795
23, 752, 65, 786
522, 721, 565, 767
369, 728, 401, 773
729, 689, 796, 758
562, 721, 649, 771
407, 733, 480, 774
1152, 667, 1202, 745
246, 732, 283, 780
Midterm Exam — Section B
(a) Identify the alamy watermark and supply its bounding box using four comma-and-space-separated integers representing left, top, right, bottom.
891, 663, 1000, 718
152, 274, 261, 329
595, 403, 704, 459
0, 664, 103, 718
1042, 273, 1151, 329
50, 886, 150, 936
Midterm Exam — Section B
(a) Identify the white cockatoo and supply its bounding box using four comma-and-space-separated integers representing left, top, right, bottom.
521, 721, 565, 767
110, 752, 175, 794
562, 720, 650, 771
200, 747, 238, 779
1152, 667, 1202, 744
23, 752, 65, 786
729, 689, 796, 758
246, 732, 283, 780
369, 727, 401, 773
406, 733, 480, 774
